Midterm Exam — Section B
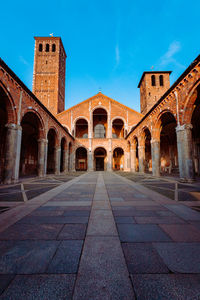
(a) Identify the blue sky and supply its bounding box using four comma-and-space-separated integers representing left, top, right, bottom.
1, 0, 199, 112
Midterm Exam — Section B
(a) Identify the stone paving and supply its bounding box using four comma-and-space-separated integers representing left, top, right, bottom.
0, 171, 200, 299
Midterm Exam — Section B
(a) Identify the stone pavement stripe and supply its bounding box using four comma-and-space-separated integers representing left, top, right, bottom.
73, 172, 135, 299
0, 172, 89, 233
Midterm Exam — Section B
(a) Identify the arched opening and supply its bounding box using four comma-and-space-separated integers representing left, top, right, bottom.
20, 112, 43, 176
75, 119, 88, 138
159, 75, 164, 86
144, 128, 152, 173
39, 43, 43, 52
47, 128, 57, 174
75, 147, 87, 171
191, 85, 200, 176
159, 112, 178, 175
52, 44, 56, 52
93, 108, 107, 138
151, 75, 156, 86
46, 44, 49, 52
68, 142, 72, 171
112, 118, 124, 138
94, 147, 107, 171
133, 137, 139, 172
60, 137, 66, 173
113, 148, 124, 171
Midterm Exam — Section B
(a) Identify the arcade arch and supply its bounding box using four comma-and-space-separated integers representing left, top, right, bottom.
93, 108, 107, 138
113, 147, 124, 170
112, 118, 124, 138
75, 118, 88, 138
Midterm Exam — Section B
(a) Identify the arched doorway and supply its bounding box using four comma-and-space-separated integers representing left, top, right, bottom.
159, 112, 178, 175
144, 128, 152, 173
113, 148, 124, 170
112, 119, 124, 138
93, 108, 107, 138
20, 112, 43, 176
60, 137, 67, 172
94, 147, 107, 171
75, 147, 87, 171
133, 137, 139, 172
47, 128, 57, 174
75, 119, 88, 138
191, 85, 200, 176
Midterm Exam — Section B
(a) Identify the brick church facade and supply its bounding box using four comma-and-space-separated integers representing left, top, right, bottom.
0, 36, 200, 183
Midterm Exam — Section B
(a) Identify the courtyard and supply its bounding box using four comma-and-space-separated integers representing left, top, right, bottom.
0, 171, 200, 299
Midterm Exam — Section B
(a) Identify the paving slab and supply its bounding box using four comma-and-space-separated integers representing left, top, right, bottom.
0, 240, 59, 274
0, 223, 63, 240
47, 240, 83, 274
73, 236, 135, 300
117, 224, 172, 242
0, 274, 14, 295
0, 274, 76, 300
16, 215, 89, 224
131, 274, 200, 300
164, 204, 200, 221
114, 216, 135, 224
58, 224, 87, 240
122, 243, 169, 274
153, 242, 200, 273
135, 216, 186, 224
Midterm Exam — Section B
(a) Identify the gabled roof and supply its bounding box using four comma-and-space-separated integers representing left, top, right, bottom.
57, 92, 143, 117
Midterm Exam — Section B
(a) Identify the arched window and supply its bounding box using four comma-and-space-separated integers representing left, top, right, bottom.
52, 44, 56, 52
159, 75, 164, 86
46, 44, 49, 52
94, 124, 106, 138
151, 75, 156, 86
39, 44, 43, 52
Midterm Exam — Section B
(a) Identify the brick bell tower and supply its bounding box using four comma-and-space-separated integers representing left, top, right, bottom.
138, 71, 171, 115
32, 36, 66, 115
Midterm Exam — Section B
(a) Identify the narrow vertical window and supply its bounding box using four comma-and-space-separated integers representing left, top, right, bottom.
46, 44, 49, 52
151, 75, 156, 86
159, 75, 164, 86
52, 44, 56, 52
39, 44, 43, 52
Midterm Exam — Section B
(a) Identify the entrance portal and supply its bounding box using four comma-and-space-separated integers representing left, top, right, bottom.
94, 147, 107, 171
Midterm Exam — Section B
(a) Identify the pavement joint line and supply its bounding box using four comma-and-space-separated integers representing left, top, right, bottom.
0, 172, 89, 233
21, 183, 28, 202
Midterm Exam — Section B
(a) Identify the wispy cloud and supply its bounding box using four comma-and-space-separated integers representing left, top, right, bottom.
19, 56, 29, 66
159, 41, 185, 69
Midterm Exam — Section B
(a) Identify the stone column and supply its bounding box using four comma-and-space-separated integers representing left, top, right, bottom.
151, 139, 160, 177
44, 139, 48, 176
88, 151, 93, 171
176, 124, 194, 181
138, 145, 145, 173
38, 139, 46, 177
54, 146, 61, 175
107, 139, 112, 171
131, 144, 136, 172
4, 123, 22, 184
63, 148, 68, 173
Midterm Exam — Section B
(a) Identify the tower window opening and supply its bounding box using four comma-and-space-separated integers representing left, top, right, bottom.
46, 44, 49, 52
159, 75, 164, 86
151, 75, 156, 86
46, 61, 48, 64
52, 44, 56, 52
39, 44, 43, 52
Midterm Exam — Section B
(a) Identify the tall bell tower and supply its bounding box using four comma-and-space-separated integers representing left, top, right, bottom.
32, 36, 66, 115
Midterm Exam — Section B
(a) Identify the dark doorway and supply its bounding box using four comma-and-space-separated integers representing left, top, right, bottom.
96, 157, 104, 171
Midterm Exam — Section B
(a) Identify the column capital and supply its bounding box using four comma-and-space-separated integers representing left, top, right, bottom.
176, 124, 193, 132
5, 123, 22, 131
38, 138, 48, 143
150, 139, 160, 144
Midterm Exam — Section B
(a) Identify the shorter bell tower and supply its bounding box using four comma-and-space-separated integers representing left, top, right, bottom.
138, 71, 171, 115
32, 36, 66, 115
